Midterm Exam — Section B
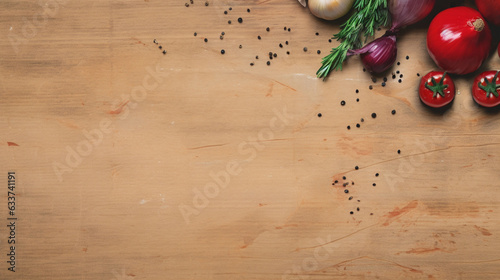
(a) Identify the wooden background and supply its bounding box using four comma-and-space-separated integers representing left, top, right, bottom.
1, 0, 500, 279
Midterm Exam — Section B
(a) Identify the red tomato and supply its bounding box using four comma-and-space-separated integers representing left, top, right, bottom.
472, 71, 500, 107
475, 0, 500, 25
427, 7, 492, 75
419, 71, 456, 108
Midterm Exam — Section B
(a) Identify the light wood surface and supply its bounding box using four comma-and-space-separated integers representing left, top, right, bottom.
1, 0, 500, 279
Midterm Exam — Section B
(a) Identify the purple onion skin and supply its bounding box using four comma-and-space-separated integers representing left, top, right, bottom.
349, 35, 397, 74
390, 0, 436, 31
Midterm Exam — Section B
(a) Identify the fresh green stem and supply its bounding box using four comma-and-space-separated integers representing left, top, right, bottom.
316, 0, 389, 79
478, 71, 500, 98
425, 72, 449, 98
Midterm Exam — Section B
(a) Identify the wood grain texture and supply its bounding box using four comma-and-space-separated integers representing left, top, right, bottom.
1, 0, 500, 279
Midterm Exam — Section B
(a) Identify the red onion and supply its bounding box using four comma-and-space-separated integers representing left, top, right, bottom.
348, 34, 397, 74
389, 0, 436, 32
346, 0, 435, 74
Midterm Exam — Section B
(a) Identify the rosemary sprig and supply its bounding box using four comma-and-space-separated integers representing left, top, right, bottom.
316, 0, 390, 79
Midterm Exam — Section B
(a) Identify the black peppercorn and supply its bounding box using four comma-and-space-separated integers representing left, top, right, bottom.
266, 27, 270, 32
238, 17, 243, 23
371, 113, 377, 118
221, 49, 225, 54
341, 100, 345, 106
391, 109, 396, 115
267, 61, 270, 66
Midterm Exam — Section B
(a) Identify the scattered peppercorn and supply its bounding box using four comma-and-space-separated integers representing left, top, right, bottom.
371, 113, 377, 118
258, 35, 261, 40
373, 183, 376, 186
247, 8, 250, 12
279, 43, 283, 48
220, 35, 223, 40
204, 38, 208, 42
355, 166, 359, 170
250, 63, 254, 66
328, 39, 332, 43
159, 46, 162, 49
348, 196, 353, 200
238, 17, 243, 23
266, 27, 270, 32
162, 50, 166, 55
357, 207, 360, 211
303, 47, 308, 52
267, 61, 270, 66
286, 51, 290, 55
205, 1, 209, 6
355, 89, 359, 93
347, 125, 351, 130
417, 73, 420, 77
344, 189, 349, 193
342, 176, 346, 180
220, 49, 225, 54
406, 55, 409, 60
356, 123, 360, 128
375, 173, 379, 177
317, 50, 321, 54
153, 39, 157, 44
228, 20, 231, 24
255, 55, 259, 59
356, 98, 359, 102
400, 74, 403, 78
341, 100, 345, 106
381, 82, 386, 87
397, 62, 400, 65
369, 85, 373, 90
287, 28, 291, 32
350, 211, 354, 215
285, 41, 288, 45
398, 79, 402, 83
229, 7, 232, 10
185, 3, 189, 7
317, 113, 322, 118
391, 109, 396, 115
224, 10, 227, 14
194, 32, 197, 36
315, 32, 319, 36
397, 149, 401, 154
221, 32, 225, 35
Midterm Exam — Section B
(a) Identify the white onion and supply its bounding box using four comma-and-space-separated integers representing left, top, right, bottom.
308, 0, 354, 21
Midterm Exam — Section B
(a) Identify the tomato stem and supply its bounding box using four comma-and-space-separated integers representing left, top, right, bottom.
478, 71, 500, 98
425, 72, 449, 98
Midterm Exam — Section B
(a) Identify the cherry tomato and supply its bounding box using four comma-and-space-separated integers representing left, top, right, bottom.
419, 71, 456, 108
475, 0, 500, 26
427, 7, 491, 75
472, 71, 500, 107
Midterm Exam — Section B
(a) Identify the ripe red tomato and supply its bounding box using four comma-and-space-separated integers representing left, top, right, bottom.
472, 71, 500, 107
427, 7, 492, 75
475, 0, 500, 25
419, 71, 456, 108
